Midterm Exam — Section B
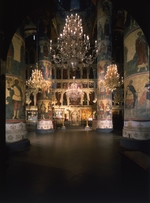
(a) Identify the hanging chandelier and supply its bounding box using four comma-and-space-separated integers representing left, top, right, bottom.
26, 64, 52, 106
66, 76, 83, 101
104, 64, 123, 91
26, 68, 44, 89
26, 63, 52, 89
50, 13, 98, 70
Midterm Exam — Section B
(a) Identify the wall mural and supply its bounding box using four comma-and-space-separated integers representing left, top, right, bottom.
124, 29, 148, 77
6, 76, 25, 120
97, 99, 112, 120
124, 74, 150, 120
6, 35, 26, 78
39, 60, 52, 80
124, 19, 150, 120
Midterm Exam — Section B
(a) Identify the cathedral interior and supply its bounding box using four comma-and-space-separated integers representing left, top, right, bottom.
0, 0, 150, 203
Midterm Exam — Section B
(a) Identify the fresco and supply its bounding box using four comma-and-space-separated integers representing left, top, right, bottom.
97, 99, 112, 120
124, 13, 149, 121
124, 74, 150, 120
6, 37, 26, 78
6, 76, 25, 120
40, 60, 52, 80
124, 29, 148, 77
38, 40, 51, 61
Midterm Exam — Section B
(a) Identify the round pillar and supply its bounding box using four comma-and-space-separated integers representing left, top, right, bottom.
6, 28, 30, 150
36, 9, 54, 134
96, 0, 113, 133
121, 12, 150, 151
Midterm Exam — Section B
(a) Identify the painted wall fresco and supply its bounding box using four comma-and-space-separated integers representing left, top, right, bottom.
98, 99, 112, 119
6, 34, 26, 77
124, 13, 150, 121
6, 76, 26, 120
124, 29, 148, 77
124, 74, 150, 120
6, 32, 26, 121
39, 60, 52, 80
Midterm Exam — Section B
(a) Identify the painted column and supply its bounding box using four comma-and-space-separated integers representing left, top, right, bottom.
0, 25, 6, 186
36, 9, 54, 133
96, 0, 113, 132
5, 26, 30, 149
122, 12, 150, 147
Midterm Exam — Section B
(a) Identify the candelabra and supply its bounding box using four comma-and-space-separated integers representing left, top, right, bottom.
26, 68, 44, 89
50, 13, 98, 70
26, 68, 44, 106
104, 64, 123, 91
66, 76, 83, 101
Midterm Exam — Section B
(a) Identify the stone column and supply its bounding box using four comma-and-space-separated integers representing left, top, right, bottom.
121, 12, 150, 150
5, 27, 30, 150
0, 40, 6, 187
96, 0, 113, 132
36, 9, 54, 133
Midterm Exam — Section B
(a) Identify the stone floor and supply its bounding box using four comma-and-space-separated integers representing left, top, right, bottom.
0, 126, 149, 203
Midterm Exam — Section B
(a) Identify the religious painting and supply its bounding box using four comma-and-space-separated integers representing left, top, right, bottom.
97, 99, 112, 120
70, 109, 80, 125
6, 76, 25, 120
81, 109, 92, 120
37, 100, 52, 119
41, 82, 51, 99
124, 74, 150, 120
124, 29, 148, 77
39, 61, 52, 79
38, 101, 47, 116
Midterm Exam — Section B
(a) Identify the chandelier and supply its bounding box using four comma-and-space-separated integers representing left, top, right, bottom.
66, 76, 83, 101
26, 68, 44, 89
104, 64, 123, 91
50, 13, 98, 70
26, 64, 52, 106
